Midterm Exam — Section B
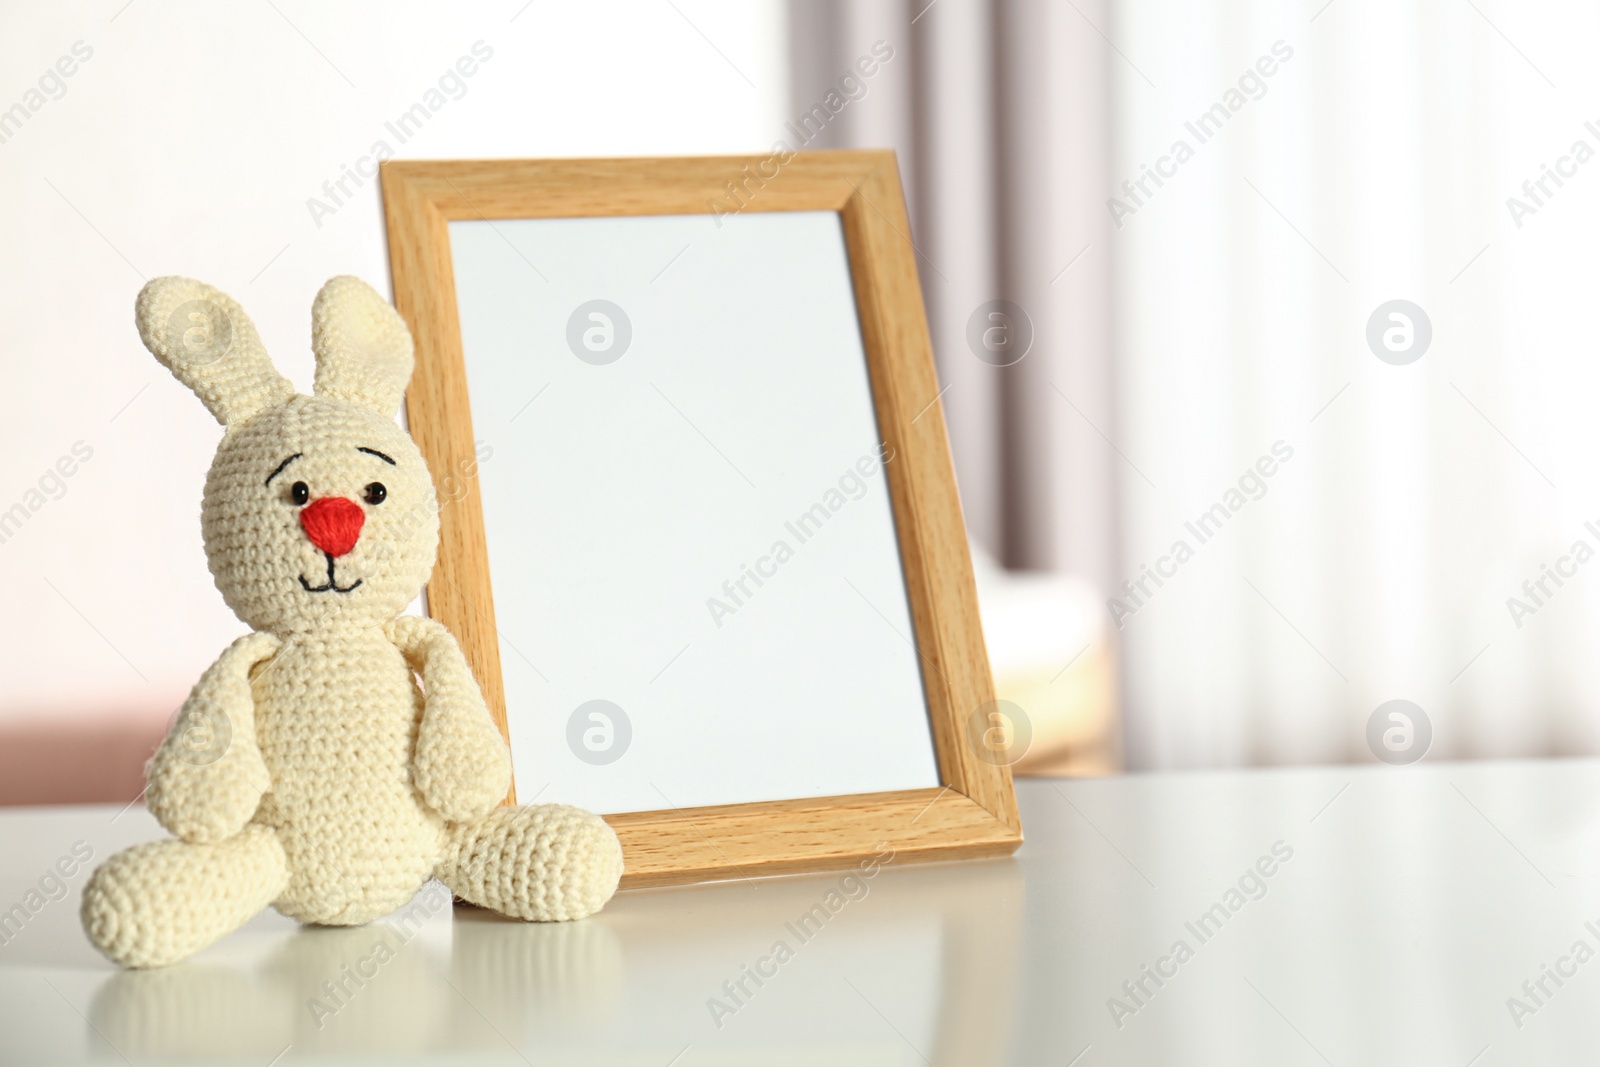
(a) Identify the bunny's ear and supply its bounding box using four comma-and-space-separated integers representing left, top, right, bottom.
310, 276, 414, 418
135, 277, 295, 427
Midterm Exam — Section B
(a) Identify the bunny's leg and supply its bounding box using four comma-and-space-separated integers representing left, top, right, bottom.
82, 824, 288, 968
436, 805, 622, 922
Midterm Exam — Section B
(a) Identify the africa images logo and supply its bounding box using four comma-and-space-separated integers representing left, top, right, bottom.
1366, 700, 1430, 765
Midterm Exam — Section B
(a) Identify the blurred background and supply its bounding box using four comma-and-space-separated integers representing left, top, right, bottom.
2, 0, 1593, 802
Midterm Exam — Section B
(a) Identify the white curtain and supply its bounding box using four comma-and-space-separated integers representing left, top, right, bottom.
1112, 0, 1600, 767
789, 0, 1600, 770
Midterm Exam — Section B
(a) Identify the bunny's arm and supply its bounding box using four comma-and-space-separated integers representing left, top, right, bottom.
146, 631, 279, 844
388, 615, 512, 822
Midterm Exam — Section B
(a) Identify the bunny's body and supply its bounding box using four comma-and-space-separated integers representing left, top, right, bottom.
255, 624, 439, 924
81, 278, 622, 968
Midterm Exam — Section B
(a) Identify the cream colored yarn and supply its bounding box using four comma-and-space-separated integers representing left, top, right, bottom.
82, 275, 622, 969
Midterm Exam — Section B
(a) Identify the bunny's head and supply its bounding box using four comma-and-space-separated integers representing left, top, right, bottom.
138, 276, 439, 636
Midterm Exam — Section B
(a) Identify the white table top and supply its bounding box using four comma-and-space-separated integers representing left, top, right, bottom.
1, 761, 1594, 1065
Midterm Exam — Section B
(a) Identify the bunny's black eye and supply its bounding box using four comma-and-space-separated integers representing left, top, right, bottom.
290, 481, 310, 506
364, 482, 387, 505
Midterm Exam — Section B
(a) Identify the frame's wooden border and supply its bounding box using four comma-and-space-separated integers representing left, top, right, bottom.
381, 152, 1021, 889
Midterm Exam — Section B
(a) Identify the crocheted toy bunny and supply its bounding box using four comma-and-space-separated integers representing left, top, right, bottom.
82, 275, 623, 968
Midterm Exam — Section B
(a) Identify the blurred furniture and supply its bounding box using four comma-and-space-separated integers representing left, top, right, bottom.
0, 710, 166, 807
970, 547, 1120, 776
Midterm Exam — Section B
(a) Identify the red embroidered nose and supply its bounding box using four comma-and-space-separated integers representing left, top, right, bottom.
300, 497, 365, 557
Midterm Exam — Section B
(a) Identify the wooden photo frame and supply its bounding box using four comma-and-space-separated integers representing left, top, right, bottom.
381, 152, 1020, 889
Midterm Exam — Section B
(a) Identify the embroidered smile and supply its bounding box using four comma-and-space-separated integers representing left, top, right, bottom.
299, 553, 363, 594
